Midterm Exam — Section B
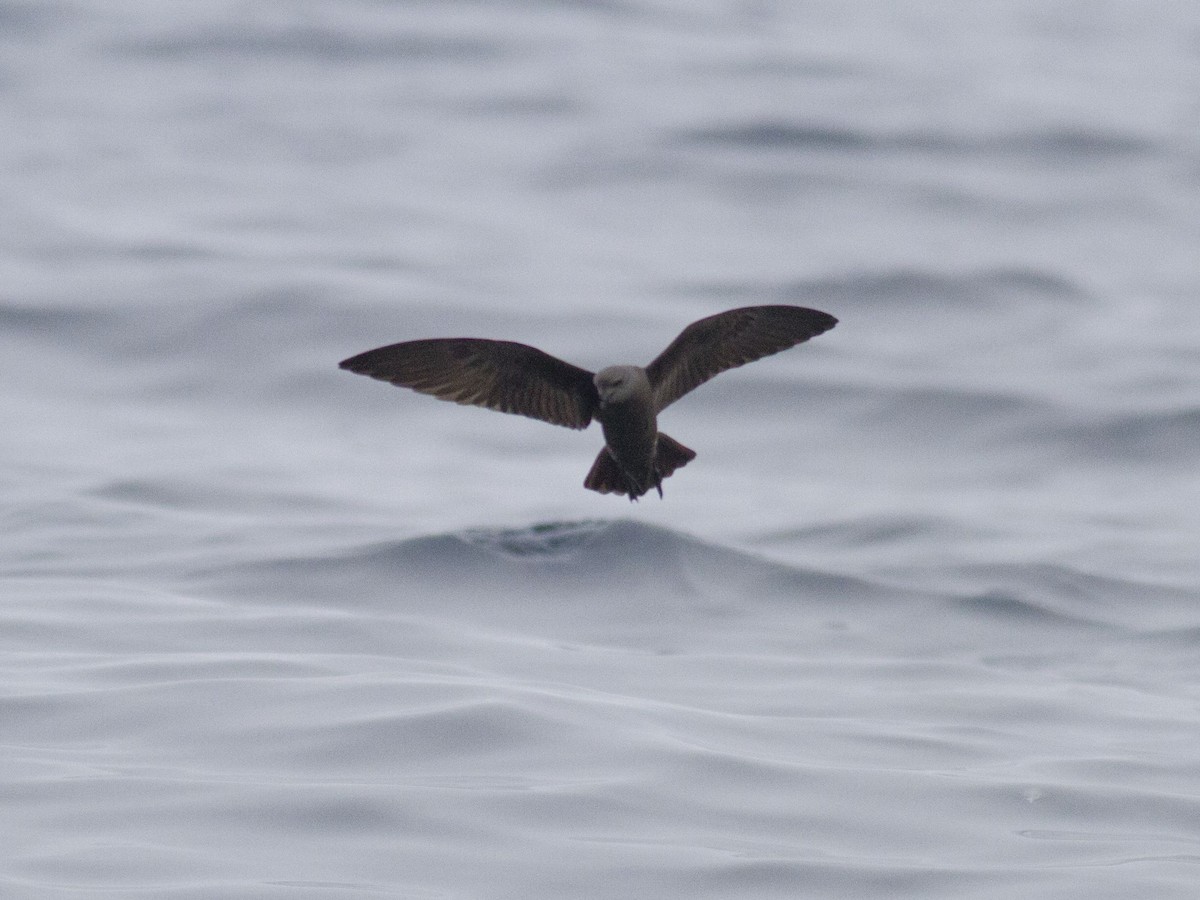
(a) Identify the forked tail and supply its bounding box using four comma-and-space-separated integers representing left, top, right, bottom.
583, 432, 696, 500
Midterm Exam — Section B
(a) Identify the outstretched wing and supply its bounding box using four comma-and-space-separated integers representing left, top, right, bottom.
339, 338, 598, 430
646, 305, 837, 412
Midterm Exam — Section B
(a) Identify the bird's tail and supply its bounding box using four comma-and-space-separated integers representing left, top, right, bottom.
654, 432, 696, 481
582, 447, 629, 496
583, 433, 696, 500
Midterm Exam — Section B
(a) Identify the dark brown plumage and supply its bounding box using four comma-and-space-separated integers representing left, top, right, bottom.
339, 305, 837, 499
340, 338, 597, 429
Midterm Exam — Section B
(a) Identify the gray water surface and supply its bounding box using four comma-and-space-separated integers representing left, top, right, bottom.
3, 2, 1200, 897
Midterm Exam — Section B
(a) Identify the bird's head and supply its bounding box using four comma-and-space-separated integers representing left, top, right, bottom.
594, 365, 646, 406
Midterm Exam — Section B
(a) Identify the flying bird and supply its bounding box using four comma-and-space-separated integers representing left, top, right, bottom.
339, 305, 837, 500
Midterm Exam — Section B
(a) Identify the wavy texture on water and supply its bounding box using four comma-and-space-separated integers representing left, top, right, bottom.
670, 120, 1159, 161
115, 26, 506, 64
7, 522, 1200, 899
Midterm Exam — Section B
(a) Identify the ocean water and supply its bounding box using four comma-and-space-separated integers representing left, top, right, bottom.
3, 1, 1200, 897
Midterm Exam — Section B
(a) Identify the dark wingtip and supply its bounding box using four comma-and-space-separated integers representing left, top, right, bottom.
339, 347, 396, 377
793, 308, 838, 344
805, 308, 838, 335
338, 350, 371, 372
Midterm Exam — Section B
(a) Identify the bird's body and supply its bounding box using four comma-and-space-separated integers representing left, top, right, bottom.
582, 365, 693, 498
339, 305, 836, 499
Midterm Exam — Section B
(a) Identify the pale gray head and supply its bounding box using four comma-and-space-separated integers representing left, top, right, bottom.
593, 365, 649, 406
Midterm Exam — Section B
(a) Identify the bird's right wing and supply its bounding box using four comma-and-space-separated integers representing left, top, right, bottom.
646, 305, 837, 412
339, 338, 598, 429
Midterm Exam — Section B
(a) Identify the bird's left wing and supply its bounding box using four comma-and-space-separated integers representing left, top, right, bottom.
646, 305, 837, 412
340, 338, 598, 429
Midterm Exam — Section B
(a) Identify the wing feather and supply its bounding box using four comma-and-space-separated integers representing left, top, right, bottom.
646, 305, 837, 411
339, 338, 598, 430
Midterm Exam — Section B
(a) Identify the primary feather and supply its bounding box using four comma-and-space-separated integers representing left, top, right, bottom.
646, 305, 837, 412
339, 338, 598, 430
